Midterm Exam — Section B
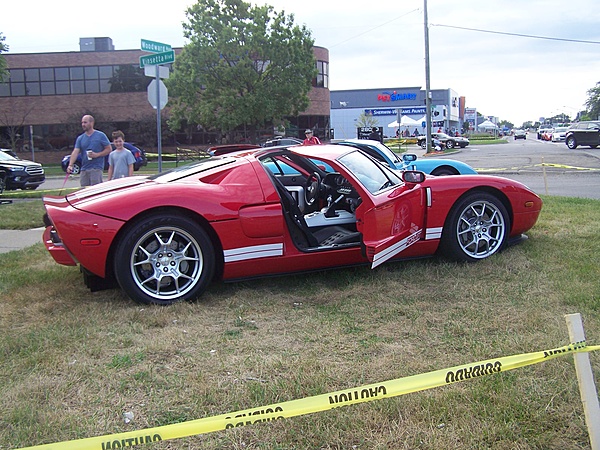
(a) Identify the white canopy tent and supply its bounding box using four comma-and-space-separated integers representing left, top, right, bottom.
400, 115, 419, 126
478, 120, 498, 130
387, 120, 399, 128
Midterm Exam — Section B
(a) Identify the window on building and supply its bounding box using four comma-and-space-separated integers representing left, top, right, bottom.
0, 63, 151, 97
314, 60, 328, 89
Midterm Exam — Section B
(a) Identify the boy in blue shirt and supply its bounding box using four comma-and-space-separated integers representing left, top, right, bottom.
107, 131, 136, 180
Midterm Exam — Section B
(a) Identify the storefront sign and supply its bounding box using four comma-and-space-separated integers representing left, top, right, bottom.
377, 91, 417, 102
365, 109, 396, 116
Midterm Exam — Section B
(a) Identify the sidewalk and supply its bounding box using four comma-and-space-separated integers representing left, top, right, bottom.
0, 227, 45, 254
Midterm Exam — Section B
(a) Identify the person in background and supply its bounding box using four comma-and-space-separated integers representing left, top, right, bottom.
107, 130, 136, 180
302, 129, 321, 145
67, 114, 112, 186
368, 127, 382, 143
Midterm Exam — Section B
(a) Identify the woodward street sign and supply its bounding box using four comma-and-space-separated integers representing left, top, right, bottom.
139, 50, 175, 68
141, 39, 172, 54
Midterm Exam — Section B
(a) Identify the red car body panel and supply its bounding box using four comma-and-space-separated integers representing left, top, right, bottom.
43, 145, 542, 297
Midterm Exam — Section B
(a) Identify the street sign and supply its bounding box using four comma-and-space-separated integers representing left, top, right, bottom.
141, 39, 172, 54
148, 79, 168, 110
144, 65, 170, 79
139, 50, 175, 68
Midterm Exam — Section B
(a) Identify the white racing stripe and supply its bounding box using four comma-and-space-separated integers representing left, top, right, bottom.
224, 243, 284, 263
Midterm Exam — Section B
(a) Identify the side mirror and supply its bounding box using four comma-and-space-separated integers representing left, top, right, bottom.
402, 153, 417, 162
402, 170, 425, 184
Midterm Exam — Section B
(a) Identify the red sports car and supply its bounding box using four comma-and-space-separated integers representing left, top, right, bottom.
43, 144, 542, 305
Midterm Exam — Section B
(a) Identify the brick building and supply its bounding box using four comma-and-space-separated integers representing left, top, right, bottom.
0, 38, 330, 153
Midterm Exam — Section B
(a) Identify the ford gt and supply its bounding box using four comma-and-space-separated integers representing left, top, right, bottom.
43, 144, 542, 305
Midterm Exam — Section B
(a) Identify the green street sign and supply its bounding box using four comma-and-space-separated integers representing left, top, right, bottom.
141, 39, 172, 54
139, 50, 175, 68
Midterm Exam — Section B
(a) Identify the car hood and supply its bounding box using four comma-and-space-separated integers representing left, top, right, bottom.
0, 159, 43, 169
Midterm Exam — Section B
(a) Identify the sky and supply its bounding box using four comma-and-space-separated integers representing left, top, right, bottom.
2, 0, 600, 126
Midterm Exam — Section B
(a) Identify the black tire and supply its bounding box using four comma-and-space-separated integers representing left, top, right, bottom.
71, 162, 81, 175
566, 136, 578, 149
439, 192, 509, 262
0, 172, 6, 194
114, 214, 216, 305
445, 140, 455, 149
430, 167, 457, 176
420, 140, 426, 149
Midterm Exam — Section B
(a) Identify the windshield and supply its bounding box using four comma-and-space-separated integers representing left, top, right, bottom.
0, 151, 17, 161
338, 150, 402, 194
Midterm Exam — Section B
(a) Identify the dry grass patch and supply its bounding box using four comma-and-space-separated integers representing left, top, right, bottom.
1, 196, 599, 449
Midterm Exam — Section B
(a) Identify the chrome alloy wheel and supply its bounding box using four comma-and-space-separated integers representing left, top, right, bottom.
455, 200, 506, 259
130, 226, 204, 301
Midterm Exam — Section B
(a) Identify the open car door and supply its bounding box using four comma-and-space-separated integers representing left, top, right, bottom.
360, 180, 426, 268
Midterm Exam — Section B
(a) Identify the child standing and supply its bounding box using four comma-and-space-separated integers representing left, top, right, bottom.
108, 130, 136, 180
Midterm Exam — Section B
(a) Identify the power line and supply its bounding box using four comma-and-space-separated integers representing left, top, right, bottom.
430, 24, 600, 45
329, 8, 421, 48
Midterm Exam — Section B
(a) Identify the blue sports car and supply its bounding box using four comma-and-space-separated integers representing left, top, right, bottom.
334, 139, 477, 176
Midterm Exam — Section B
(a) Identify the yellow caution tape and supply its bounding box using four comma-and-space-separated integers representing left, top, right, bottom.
20, 342, 600, 450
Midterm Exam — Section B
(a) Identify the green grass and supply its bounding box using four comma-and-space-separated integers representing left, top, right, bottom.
1, 196, 599, 449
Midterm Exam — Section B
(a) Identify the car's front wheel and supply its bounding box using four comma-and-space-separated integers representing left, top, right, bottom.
114, 214, 216, 305
566, 136, 578, 149
439, 192, 509, 262
419, 140, 426, 149
445, 140, 455, 149
70, 162, 81, 175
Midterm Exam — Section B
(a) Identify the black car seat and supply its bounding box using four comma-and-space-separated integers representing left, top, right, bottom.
272, 176, 360, 249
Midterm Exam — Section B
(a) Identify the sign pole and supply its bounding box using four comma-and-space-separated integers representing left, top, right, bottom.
155, 65, 163, 173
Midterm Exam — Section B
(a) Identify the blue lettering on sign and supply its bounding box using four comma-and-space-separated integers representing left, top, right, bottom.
378, 91, 417, 102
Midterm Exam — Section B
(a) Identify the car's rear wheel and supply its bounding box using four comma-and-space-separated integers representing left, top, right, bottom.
430, 166, 457, 176
439, 192, 509, 262
445, 140, 455, 149
114, 215, 215, 305
566, 136, 578, 149
70, 162, 81, 175
420, 140, 426, 149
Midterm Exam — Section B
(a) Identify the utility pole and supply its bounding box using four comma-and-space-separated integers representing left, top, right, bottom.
424, 0, 432, 152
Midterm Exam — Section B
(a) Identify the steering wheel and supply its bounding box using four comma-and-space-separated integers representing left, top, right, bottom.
305, 172, 322, 206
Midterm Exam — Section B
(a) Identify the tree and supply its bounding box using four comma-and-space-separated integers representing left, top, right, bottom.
356, 112, 378, 128
0, 33, 8, 82
585, 82, 600, 121
167, 0, 316, 143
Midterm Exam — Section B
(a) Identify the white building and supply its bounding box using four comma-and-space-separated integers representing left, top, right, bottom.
330, 87, 465, 139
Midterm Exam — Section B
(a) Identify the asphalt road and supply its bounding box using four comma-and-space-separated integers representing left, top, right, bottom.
39, 134, 600, 199
430, 134, 600, 199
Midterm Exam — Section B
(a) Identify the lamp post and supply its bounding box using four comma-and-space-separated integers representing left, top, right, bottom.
423, 0, 432, 152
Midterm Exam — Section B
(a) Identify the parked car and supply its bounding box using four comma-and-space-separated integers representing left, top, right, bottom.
513, 129, 527, 140
42, 144, 542, 305
564, 121, 600, 149
0, 149, 45, 193
551, 126, 569, 142
262, 137, 303, 147
334, 139, 477, 176
416, 132, 469, 149
537, 125, 553, 140
61, 143, 147, 174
